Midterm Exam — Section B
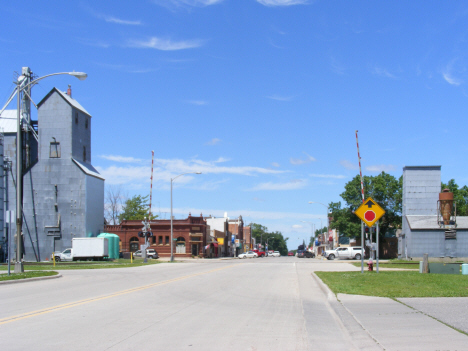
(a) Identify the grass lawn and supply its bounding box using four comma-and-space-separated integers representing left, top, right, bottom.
0, 271, 58, 281
351, 262, 419, 270
315, 271, 468, 297
0, 258, 161, 271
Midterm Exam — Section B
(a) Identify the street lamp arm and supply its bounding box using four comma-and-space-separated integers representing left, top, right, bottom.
308, 201, 328, 209
172, 171, 202, 182
20, 72, 87, 91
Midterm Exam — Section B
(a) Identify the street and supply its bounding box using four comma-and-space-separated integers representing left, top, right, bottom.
0, 258, 467, 351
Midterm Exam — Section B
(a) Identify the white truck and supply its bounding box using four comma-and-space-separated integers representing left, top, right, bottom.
324, 246, 364, 260
53, 238, 109, 262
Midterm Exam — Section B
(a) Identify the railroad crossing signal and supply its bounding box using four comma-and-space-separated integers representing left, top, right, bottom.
354, 197, 385, 227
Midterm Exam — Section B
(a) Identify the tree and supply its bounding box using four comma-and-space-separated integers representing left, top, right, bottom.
104, 185, 125, 225
330, 172, 402, 238
250, 223, 289, 256
118, 195, 151, 222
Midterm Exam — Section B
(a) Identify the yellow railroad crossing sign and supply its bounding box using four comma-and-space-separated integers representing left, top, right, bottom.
354, 197, 385, 227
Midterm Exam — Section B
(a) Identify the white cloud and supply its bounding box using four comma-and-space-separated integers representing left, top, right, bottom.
290, 152, 316, 165
330, 56, 345, 75
372, 67, 398, 79
128, 37, 204, 50
271, 162, 280, 167
266, 95, 293, 101
153, 0, 224, 8
186, 100, 208, 105
257, 0, 309, 6
164, 207, 323, 221
310, 174, 346, 179
248, 179, 306, 191
340, 160, 358, 170
365, 164, 396, 172
96, 155, 286, 186
205, 138, 221, 145
442, 59, 463, 86
99, 155, 143, 163
292, 224, 303, 229
104, 16, 142, 25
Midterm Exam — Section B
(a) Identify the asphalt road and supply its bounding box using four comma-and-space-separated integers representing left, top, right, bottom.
0, 257, 467, 351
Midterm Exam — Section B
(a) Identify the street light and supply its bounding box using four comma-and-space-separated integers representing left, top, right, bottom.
9, 68, 87, 273
170, 172, 202, 262
308, 201, 330, 249
301, 221, 315, 245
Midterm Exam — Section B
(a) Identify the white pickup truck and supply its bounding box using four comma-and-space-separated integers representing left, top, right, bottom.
324, 247, 364, 260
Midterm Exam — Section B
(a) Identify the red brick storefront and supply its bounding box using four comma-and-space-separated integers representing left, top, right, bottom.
105, 214, 208, 258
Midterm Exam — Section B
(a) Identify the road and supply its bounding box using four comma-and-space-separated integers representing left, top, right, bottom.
0, 257, 467, 351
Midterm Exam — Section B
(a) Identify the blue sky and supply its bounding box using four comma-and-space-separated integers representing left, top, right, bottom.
2, 0, 468, 250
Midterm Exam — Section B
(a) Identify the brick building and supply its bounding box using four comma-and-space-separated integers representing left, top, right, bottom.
105, 213, 207, 258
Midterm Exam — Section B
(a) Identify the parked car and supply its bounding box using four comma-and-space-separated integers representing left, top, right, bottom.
287, 252, 294, 256
238, 251, 258, 259
324, 247, 363, 260
297, 250, 315, 258
133, 249, 159, 259
252, 249, 266, 257
271, 251, 281, 257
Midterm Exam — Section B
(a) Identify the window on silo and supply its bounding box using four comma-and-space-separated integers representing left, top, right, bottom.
85, 118, 88, 129
75, 112, 78, 124
83, 146, 86, 162
50, 142, 61, 158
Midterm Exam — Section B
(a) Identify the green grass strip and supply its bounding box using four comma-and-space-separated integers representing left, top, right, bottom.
0, 271, 58, 281
0, 259, 161, 271
315, 271, 468, 298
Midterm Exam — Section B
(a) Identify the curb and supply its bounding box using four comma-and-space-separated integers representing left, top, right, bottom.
311, 273, 384, 350
0, 273, 62, 285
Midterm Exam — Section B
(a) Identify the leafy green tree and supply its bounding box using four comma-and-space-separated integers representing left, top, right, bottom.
441, 179, 468, 216
118, 195, 151, 222
250, 223, 289, 256
330, 172, 402, 238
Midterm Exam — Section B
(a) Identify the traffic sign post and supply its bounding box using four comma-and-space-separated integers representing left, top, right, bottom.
354, 197, 385, 273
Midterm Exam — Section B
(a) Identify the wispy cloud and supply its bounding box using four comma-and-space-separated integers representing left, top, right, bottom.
84, 6, 142, 26
76, 38, 111, 48
290, 152, 316, 165
292, 224, 303, 229
248, 179, 307, 191
365, 164, 396, 172
340, 160, 358, 170
257, 0, 310, 6
330, 56, 345, 75
372, 67, 399, 79
271, 162, 280, 168
205, 138, 221, 145
310, 174, 346, 179
153, 0, 224, 9
266, 95, 293, 101
127, 37, 204, 50
97, 155, 286, 186
186, 100, 208, 105
100, 155, 143, 163
442, 59, 463, 86
104, 16, 142, 25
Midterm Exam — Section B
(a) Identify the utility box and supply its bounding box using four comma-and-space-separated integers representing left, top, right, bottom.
428, 263, 460, 275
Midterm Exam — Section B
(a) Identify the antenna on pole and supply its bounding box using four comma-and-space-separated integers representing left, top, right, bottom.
149, 150, 154, 220
355, 130, 365, 203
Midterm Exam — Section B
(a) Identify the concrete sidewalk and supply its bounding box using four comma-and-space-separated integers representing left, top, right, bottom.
338, 294, 468, 351
313, 273, 468, 351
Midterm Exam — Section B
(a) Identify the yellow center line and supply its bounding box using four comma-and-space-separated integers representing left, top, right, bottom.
0, 263, 238, 325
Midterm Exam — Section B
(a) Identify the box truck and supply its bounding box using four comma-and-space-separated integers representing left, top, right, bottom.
52, 238, 109, 262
